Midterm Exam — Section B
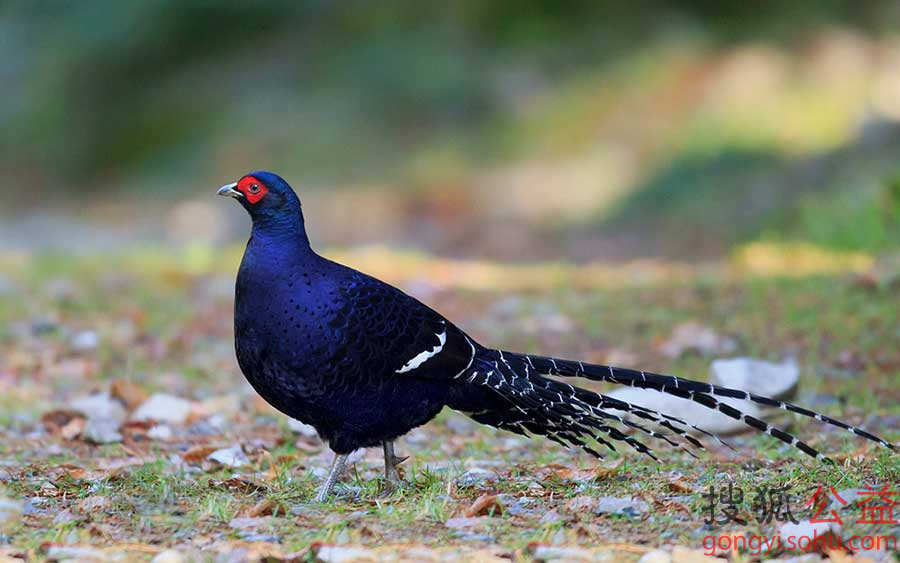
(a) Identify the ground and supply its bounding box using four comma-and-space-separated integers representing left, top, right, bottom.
0, 246, 897, 561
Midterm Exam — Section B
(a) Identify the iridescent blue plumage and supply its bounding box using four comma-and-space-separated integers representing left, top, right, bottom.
220, 171, 895, 503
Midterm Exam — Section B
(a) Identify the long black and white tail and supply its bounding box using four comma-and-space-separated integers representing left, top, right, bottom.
457, 349, 895, 463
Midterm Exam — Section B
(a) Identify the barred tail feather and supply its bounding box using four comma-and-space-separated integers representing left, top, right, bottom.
502, 351, 896, 460
461, 357, 710, 462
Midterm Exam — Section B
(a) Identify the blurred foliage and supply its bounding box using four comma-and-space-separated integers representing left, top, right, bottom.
2, 1, 900, 256
4, 0, 900, 186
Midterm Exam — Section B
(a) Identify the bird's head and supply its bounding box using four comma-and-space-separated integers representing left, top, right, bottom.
217, 171, 306, 236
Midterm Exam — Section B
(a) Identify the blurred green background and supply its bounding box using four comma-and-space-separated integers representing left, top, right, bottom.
3, 0, 900, 260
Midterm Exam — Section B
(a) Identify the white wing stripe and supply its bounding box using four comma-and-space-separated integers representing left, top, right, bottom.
453, 336, 477, 379
396, 330, 447, 373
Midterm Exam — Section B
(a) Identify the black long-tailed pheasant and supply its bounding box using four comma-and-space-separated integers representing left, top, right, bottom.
218, 171, 895, 502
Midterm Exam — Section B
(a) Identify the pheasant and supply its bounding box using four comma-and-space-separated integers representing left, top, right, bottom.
218, 171, 895, 503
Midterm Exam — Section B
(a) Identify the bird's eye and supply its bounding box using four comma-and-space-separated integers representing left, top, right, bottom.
248, 184, 261, 194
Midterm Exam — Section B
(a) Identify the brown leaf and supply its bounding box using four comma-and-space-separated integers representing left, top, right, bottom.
41, 409, 84, 437
465, 494, 504, 517
60, 417, 86, 441
667, 478, 693, 493
210, 476, 267, 493
109, 379, 147, 411
182, 445, 218, 463
246, 498, 286, 517
594, 458, 624, 480
58, 464, 87, 481
551, 459, 622, 482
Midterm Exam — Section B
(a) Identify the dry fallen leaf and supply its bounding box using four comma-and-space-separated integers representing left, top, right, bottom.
109, 379, 148, 411
667, 478, 692, 493
246, 498, 286, 517
210, 477, 267, 493
41, 410, 84, 438
182, 445, 219, 463
60, 417, 86, 440
465, 494, 504, 517
550, 459, 622, 482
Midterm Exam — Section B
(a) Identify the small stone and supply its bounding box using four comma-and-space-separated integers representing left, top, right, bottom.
315, 546, 375, 563
151, 550, 185, 563
671, 547, 713, 563
53, 510, 77, 524
529, 545, 604, 562
228, 516, 269, 529
0, 497, 23, 529
457, 468, 498, 487
777, 555, 822, 563
207, 445, 250, 468
82, 417, 123, 444
146, 425, 173, 441
445, 516, 489, 529
779, 519, 841, 551
450, 531, 496, 542
69, 330, 99, 352
594, 496, 648, 516
540, 509, 563, 524
405, 429, 429, 445
131, 394, 194, 425
287, 419, 318, 437
831, 488, 866, 509
608, 387, 765, 436
238, 531, 280, 543
198, 394, 243, 418
638, 550, 672, 563
45, 545, 110, 563
565, 496, 598, 512
45, 546, 109, 561
710, 357, 799, 399
502, 495, 540, 516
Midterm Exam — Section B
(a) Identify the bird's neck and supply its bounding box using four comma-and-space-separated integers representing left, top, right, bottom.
250, 210, 312, 251
252, 212, 309, 248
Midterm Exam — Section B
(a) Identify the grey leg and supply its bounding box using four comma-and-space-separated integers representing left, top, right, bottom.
315, 452, 348, 503
382, 441, 408, 485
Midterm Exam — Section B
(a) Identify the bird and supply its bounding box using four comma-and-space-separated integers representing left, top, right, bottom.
218, 170, 895, 503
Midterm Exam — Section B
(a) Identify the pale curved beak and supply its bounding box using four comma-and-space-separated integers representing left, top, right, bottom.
217, 182, 242, 198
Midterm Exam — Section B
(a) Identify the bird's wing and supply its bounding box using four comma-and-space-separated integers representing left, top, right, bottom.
335, 272, 478, 380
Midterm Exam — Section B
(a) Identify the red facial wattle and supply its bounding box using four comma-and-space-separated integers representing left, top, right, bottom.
237, 176, 268, 204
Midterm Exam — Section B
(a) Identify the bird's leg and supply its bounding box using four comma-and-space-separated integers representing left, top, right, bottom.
315, 452, 348, 503
382, 441, 408, 486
